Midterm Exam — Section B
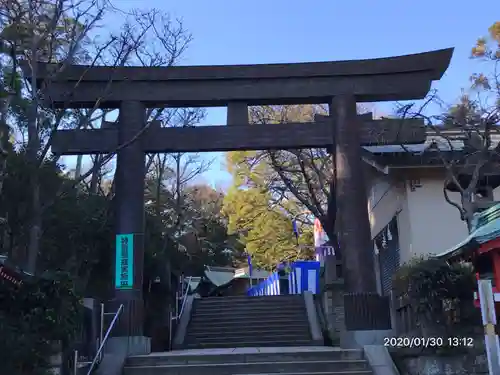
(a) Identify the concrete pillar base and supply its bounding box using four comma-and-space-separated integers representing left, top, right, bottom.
322, 281, 345, 344
363, 345, 401, 375
303, 291, 324, 345
106, 336, 151, 356
93, 337, 150, 375
341, 329, 394, 349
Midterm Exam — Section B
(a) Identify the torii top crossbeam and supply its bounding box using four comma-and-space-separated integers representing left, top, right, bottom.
25, 48, 453, 108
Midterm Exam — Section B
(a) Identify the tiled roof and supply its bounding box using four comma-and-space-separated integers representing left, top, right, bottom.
436, 202, 500, 259
364, 130, 500, 154
204, 266, 270, 287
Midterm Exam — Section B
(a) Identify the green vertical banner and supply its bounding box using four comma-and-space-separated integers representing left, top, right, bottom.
115, 234, 134, 290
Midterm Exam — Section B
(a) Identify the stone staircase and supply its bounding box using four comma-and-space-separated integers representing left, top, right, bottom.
183, 294, 313, 349
122, 294, 375, 374
123, 346, 373, 375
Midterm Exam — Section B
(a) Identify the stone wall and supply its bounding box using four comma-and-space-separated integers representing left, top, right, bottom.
390, 347, 488, 375
47, 342, 63, 375
48, 351, 63, 375
322, 281, 345, 343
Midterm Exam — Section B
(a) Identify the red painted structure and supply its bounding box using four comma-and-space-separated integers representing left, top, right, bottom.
0, 264, 24, 286
437, 203, 500, 309
471, 237, 500, 307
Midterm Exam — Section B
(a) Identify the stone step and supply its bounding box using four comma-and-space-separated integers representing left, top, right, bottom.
182, 340, 316, 349
187, 320, 308, 331
191, 310, 306, 318
198, 295, 303, 302
200, 297, 301, 307
194, 299, 304, 308
186, 332, 311, 344
195, 296, 303, 305
237, 372, 372, 375
189, 311, 307, 322
188, 318, 307, 327
126, 349, 365, 367
185, 334, 311, 344
187, 317, 309, 330
187, 322, 310, 335
184, 331, 311, 343
183, 340, 315, 349
194, 302, 305, 312
123, 359, 370, 375
188, 319, 307, 329
190, 310, 306, 322
187, 327, 310, 338
196, 294, 304, 303
192, 307, 306, 315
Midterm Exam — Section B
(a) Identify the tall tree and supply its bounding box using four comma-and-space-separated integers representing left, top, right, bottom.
227, 104, 371, 245
228, 105, 331, 235
0, 1, 198, 273
222, 185, 313, 270
397, 21, 500, 231
0, 0, 108, 271
184, 184, 242, 270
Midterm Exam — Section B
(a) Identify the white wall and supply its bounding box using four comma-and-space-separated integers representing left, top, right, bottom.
367, 168, 500, 265
405, 177, 469, 259
368, 175, 405, 237
406, 175, 500, 259
367, 172, 413, 263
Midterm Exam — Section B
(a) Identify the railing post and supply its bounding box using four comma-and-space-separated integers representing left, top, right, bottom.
168, 309, 173, 351
73, 349, 78, 375
389, 291, 398, 335
175, 291, 179, 318
289, 270, 293, 294
99, 303, 104, 361
478, 279, 500, 375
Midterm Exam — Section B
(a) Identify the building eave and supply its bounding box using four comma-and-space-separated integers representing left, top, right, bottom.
436, 203, 500, 260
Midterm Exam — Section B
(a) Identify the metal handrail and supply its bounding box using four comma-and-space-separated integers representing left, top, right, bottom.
172, 276, 192, 321
168, 276, 193, 350
73, 304, 124, 375
178, 276, 192, 319
86, 304, 123, 374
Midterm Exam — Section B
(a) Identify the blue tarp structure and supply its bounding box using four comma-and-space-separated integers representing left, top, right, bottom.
247, 260, 321, 296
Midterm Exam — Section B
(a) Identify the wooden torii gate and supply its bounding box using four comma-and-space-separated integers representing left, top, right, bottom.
25, 47, 453, 348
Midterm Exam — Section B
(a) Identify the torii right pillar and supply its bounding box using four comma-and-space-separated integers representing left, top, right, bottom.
330, 95, 393, 348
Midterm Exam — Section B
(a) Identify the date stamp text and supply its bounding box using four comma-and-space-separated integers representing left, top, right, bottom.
384, 337, 474, 348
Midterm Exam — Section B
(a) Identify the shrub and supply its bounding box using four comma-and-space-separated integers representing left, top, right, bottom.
0, 267, 83, 375
393, 255, 480, 337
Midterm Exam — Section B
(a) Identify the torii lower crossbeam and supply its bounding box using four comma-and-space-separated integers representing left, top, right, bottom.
51, 118, 425, 155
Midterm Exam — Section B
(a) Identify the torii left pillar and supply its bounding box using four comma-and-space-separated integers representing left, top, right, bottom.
109, 100, 150, 354
329, 95, 392, 348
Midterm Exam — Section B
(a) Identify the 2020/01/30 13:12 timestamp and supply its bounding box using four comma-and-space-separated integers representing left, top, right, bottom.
384, 337, 474, 348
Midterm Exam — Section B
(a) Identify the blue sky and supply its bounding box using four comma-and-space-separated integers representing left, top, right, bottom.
100, 0, 499, 188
